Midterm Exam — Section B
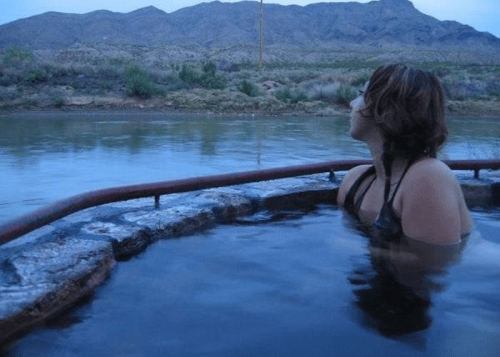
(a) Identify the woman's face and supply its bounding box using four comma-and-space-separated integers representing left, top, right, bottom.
349, 83, 372, 141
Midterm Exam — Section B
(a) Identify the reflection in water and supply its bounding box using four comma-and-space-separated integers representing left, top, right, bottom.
0, 113, 361, 223
3, 207, 500, 356
348, 216, 468, 337
0, 112, 500, 225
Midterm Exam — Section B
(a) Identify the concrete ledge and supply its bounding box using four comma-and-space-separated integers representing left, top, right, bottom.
0, 171, 498, 346
0, 238, 115, 343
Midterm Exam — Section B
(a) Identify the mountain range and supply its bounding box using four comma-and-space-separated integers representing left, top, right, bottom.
1, 0, 499, 52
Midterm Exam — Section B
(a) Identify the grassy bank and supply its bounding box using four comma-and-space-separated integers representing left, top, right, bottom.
1, 45, 499, 116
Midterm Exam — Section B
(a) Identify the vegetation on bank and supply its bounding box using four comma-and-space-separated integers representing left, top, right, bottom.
0, 45, 499, 114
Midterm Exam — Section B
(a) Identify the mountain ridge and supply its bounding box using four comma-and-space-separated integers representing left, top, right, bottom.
1, 0, 499, 52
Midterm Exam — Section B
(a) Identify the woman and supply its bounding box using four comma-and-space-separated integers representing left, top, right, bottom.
337, 64, 472, 245
338, 64, 473, 336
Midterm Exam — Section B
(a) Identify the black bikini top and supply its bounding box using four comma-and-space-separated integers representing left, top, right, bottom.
344, 161, 415, 244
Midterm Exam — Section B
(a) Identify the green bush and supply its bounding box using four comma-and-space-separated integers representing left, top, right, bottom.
179, 65, 199, 84
24, 68, 48, 84
274, 86, 308, 103
125, 65, 158, 99
238, 80, 260, 97
334, 84, 357, 106
0, 73, 22, 86
200, 73, 227, 90
274, 87, 292, 102
291, 91, 308, 104
96, 66, 122, 80
202, 62, 216, 77
2, 46, 33, 66
351, 73, 371, 86
179, 62, 226, 90
52, 95, 65, 108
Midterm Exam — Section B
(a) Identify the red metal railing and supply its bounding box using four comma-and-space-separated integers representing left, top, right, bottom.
1, 159, 500, 246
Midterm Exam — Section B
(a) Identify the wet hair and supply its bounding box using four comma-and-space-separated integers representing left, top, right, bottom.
361, 64, 447, 160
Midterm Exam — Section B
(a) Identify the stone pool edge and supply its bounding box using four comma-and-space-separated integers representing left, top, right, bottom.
0, 172, 499, 346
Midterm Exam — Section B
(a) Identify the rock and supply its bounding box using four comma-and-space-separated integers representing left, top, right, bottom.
0, 237, 115, 344
82, 222, 151, 260
69, 96, 93, 106
123, 206, 217, 238
460, 181, 493, 207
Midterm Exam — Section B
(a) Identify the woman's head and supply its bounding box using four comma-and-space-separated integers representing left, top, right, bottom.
360, 64, 447, 158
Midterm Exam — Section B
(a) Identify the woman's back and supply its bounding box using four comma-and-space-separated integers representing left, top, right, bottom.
338, 157, 472, 245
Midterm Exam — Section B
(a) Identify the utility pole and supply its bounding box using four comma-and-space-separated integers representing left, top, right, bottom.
258, 0, 264, 72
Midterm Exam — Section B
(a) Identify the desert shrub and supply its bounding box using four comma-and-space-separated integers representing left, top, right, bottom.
274, 87, 292, 102
23, 98, 38, 108
179, 62, 227, 90
0, 72, 22, 86
201, 75, 226, 90
108, 57, 131, 67
125, 65, 158, 99
166, 75, 189, 91
308, 83, 338, 102
202, 62, 216, 77
0, 103, 13, 111
237, 80, 260, 97
0, 86, 18, 100
274, 86, 308, 103
217, 61, 240, 73
52, 95, 65, 108
179, 64, 199, 84
2, 46, 33, 67
96, 66, 122, 80
441, 78, 467, 100
48, 65, 74, 80
334, 84, 357, 106
24, 67, 48, 84
485, 81, 500, 98
350, 73, 371, 86
200, 62, 227, 90
149, 69, 187, 91
291, 91, 308, 104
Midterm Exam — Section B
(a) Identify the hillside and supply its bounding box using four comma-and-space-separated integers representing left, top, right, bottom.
1, 0, 499, 52
1, 0, 499, 116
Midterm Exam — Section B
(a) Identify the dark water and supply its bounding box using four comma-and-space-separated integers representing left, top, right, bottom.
1, 112, 500, 355
3, 206, 500, 356
1, 112, 500, 224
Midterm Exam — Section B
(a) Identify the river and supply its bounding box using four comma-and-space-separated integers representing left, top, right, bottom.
1, 111, 499, 224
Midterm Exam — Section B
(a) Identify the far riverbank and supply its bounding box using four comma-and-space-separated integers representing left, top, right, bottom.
1, 95, 500, 118
1, 46, 500, 117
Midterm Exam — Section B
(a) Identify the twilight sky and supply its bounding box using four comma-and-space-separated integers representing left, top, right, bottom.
2, 0, 499, 38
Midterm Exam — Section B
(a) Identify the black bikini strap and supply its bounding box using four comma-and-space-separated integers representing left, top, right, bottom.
387, 159, 415, 204
344, 166, 376, 212
355, 175, 377, 211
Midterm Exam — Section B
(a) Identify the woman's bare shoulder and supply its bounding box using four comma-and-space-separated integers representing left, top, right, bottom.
401, 158, 467, 244
404, 158, 459, 189
337, 164, 373, 206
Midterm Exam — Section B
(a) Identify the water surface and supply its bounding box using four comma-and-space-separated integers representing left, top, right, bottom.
4, 206, 499, 356
1, 111, 499, 224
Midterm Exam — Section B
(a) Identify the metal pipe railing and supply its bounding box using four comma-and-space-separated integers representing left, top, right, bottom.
1, 159, 500, 246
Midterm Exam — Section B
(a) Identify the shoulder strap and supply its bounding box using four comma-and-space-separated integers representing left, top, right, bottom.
387, 159, 415, 204
344, 166, 376, 213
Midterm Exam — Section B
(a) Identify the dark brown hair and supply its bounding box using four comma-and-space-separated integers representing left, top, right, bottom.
361, 64, 447, 159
